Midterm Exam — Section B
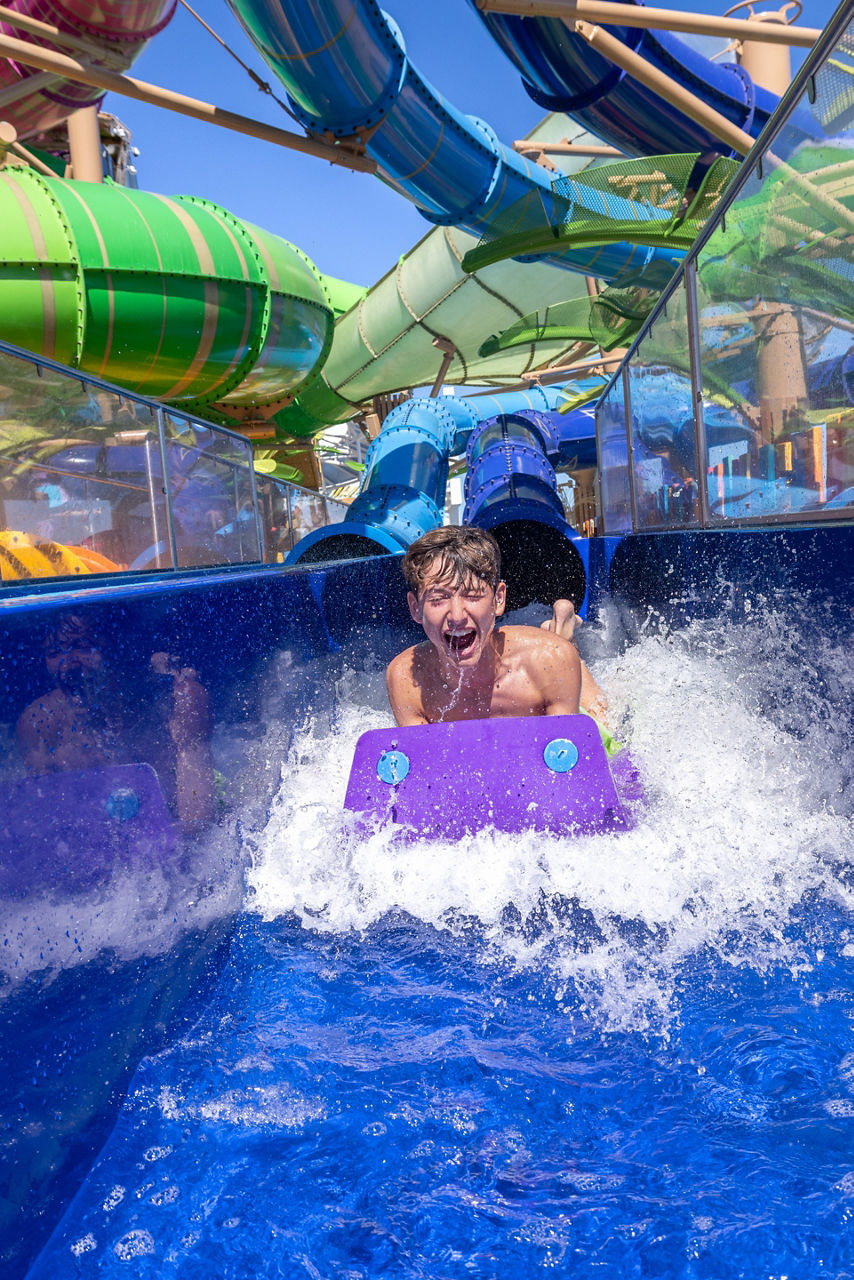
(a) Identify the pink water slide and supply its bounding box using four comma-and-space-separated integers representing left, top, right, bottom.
0, 0, 175, 137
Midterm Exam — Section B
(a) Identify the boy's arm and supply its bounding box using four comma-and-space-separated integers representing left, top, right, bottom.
535, 632, 582, 716
16, 697, 57, 772
386, 649, 429, 726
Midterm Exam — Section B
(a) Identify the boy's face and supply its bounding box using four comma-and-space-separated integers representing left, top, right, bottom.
408, 557, 506, 669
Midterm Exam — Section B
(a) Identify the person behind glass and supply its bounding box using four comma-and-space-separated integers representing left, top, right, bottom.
16, 614, 215, 831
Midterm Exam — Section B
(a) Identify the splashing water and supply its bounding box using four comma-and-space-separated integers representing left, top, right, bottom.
247, 611, 854, 1033
27, 607, 854, 1278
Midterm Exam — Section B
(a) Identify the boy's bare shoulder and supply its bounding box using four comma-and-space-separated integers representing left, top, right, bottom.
386, 640, 434, 675
499, 624, 575, 660
385, 642, 437, 726
385, 641, 438, 695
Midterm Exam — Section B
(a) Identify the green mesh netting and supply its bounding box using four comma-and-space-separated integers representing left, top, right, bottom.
478, 260, 678, 359
697, 143, 854, 324
814, 25, 854, 132
462, 153, 740, 274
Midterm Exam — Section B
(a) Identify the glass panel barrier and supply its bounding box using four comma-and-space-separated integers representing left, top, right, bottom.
255, 474, 294, 563
695, 131, 854, 516
161, 414, 259, 568
594, 13, 854, 533
324, 498, 349, 526
627, 279, 701, 530
0, 343, 352, 582
596, 370, 632, 535
692, 17, 854, 524
0, 349, 169, 579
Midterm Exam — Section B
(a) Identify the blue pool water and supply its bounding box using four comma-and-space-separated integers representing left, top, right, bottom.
27, 610, 854, 1277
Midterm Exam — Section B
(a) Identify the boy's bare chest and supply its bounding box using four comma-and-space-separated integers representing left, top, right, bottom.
422, 663, 545, 722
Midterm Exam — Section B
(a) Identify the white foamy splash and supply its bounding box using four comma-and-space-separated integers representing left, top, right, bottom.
247, 611, 854, 1032
0, 825, 245, 993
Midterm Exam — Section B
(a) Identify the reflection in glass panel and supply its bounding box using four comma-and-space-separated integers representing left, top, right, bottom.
596, 373, 631, 535
255, 475, 294, 562
161, 414, 257, 568
0, 350, 170, 578
694, 19, 854, 522
628, 282, 701, 530
290, 488, 329, 544
325, 499, 348, 526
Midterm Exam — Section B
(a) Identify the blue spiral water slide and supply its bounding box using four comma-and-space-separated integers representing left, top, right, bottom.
225, 0, 677, 276
468, 0, 779, 159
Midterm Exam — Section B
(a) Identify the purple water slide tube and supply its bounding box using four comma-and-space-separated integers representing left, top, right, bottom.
225, 0, 679, 280
467, 0, 780, 159
345, 713, 636, 839
463, 406, 597, 610
0, 1, 176, 138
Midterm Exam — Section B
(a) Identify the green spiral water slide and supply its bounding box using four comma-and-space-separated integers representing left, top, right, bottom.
0, 162, 601, 441
0, 166, 338, 419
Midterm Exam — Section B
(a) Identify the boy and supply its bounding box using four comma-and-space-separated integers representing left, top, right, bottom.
386, 526, 609, 726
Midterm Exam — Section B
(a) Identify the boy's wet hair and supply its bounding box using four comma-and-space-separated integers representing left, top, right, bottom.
402, 526, 501, 595
42, 613, 100, 654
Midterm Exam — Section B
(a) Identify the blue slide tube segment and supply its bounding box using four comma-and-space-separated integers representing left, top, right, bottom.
226, 0, 675, 281
464, 409, 589, 611
287, 388, 571, 566
287, 395, 475, 565
468, 2, 778, 160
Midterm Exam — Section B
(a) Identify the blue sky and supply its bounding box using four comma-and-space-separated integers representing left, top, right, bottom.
104, 0, 843, 288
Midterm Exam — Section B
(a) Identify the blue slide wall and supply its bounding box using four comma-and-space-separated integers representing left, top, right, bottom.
4, 524, 854, 1273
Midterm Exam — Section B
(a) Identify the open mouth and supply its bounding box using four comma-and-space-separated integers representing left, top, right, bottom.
444, 628, 478, 659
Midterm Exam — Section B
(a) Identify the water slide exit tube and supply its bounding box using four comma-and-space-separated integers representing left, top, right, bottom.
226, 0, 676, 281
464, 408, 595, 611
287, 387, 569, 565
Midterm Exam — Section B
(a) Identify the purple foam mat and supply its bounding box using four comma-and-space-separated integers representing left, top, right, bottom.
345, 715, 632, 840
0, 764, 177, 897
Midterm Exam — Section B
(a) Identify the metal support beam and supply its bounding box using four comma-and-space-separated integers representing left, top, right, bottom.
0, 2, 129, 61
10, 142, 58, 175
67, 106, 103, 182
0, 119, 15, 161
520, 353, 625, 383
476, 0, 819, 47
0, 69, 60, 111
430, 337, 458, 398
570, 18, 756, 154
0, 30, 377, 175
514, 140, 623, 157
